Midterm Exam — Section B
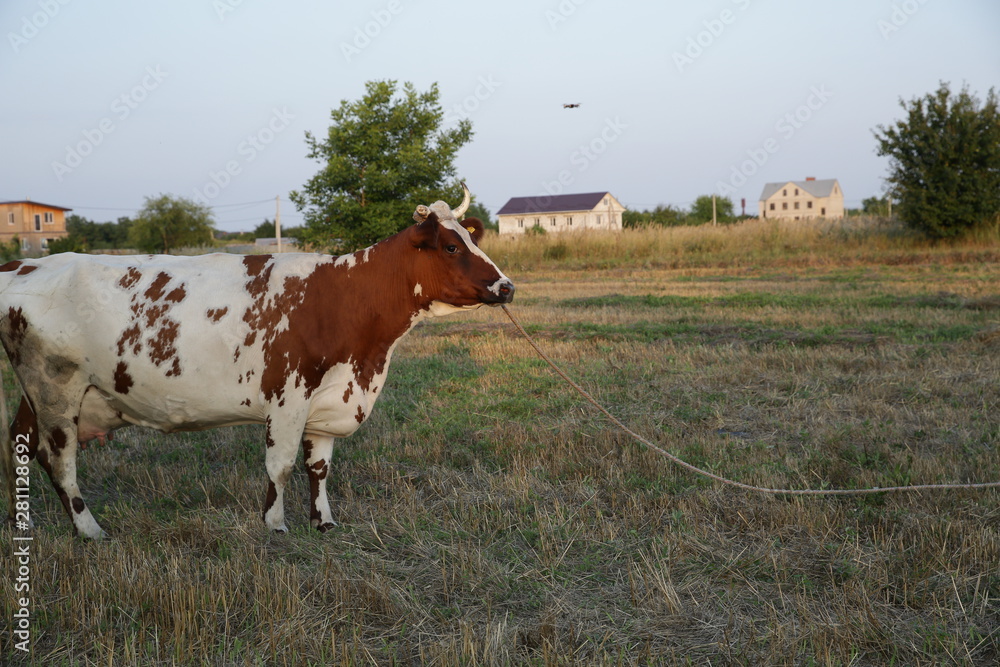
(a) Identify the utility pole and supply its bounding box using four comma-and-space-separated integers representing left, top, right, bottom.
275, 195, 282, 253
712, 194, 717, 226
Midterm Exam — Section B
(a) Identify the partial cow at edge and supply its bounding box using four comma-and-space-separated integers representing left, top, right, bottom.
0, 185, 514, 539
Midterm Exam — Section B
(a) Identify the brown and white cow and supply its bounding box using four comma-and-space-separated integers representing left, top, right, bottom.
0, 187, 513, 539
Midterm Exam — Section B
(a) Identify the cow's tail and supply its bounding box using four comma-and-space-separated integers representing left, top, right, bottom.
0, 359, 13, 522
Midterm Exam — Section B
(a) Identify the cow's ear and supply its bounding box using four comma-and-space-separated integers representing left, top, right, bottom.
462, 217, 485, 246
411, 211, 440, 249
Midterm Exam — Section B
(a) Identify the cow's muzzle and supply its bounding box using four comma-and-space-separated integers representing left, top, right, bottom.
496, 280, 515, 304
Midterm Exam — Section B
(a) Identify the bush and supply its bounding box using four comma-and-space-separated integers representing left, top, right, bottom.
875, 83, 1000, 239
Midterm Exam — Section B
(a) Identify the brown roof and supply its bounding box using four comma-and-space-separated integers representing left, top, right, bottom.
0, 200, 72, 211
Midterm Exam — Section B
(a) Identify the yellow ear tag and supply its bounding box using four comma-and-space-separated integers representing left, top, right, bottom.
466, 226, 476, 233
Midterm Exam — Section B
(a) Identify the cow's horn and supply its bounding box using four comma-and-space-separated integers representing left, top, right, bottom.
413, 204, 431, 223
452, 182, 471, 218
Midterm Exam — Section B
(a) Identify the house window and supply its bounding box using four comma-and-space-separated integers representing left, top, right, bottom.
596, 214, 602, 225
20, 238, 29, 252
807, 201, 813, 209
517, 218, 523, 228
41, 238, 49, 251
782, 189, 787, 196
534, 218, 540, 227
34, 214, 41, 231
44, 212, 54, 224
782, 203, 788, 210
794, 188, 799, 196
6, 212, 13, 225
566, 216, 573, 226
769, 203, 775, 211
550, 217, 556, 226
603, 197, 609, 206
794, 202, 800, 210
821, 207, 826, 216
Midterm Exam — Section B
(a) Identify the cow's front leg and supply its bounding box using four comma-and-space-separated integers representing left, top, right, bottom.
37, 424, 106, 539
303, 435, 337, 532
262, 417, 300, 533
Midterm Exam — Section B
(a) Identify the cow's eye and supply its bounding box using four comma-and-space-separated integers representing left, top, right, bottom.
445, 244, 459, 254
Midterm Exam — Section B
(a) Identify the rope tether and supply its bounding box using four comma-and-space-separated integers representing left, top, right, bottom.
501, 305, 1000, 497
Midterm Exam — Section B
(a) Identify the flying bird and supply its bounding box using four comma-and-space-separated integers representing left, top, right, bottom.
563, 103, 581, 109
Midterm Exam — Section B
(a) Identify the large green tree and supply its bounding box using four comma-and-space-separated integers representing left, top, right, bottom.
291, 80, 474, 251
129, 194, 215, 254
874, 82, 1000, 239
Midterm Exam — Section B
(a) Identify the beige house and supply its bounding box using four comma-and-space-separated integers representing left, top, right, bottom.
496, 192, 625, 235
758, 178, 844, 220
0, 200, 71, 254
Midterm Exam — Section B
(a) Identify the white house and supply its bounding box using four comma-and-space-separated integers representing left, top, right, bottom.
758, 178, 844, 220
496, 192, 625, 235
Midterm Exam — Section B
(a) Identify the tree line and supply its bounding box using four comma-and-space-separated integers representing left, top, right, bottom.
41, 80, 1000, 257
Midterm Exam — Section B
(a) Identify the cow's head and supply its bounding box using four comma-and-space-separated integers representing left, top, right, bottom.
408, 184, 514, 314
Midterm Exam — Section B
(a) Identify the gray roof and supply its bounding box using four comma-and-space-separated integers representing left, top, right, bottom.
759, 179, 839, 201
497, 192, 610, 216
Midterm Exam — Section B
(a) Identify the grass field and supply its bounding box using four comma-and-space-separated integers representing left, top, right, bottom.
2, 217, 1000, 665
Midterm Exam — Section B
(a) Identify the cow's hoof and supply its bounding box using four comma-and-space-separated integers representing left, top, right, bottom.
316, 521, 338, 533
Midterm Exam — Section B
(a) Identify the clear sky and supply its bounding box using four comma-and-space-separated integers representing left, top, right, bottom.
2, 0, 997, 231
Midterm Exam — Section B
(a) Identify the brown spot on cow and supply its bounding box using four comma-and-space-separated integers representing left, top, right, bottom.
7, 307, 28, 345
116, 324, 142, 356
355, 406, 365, 424
119, 267, 142, 290
343, 381, 353, 403
48, 428, 68, 454
3, 307, 30, 365
262, 481, 278, 517
165, 285, 186, 303
72, 497, 86, 514
0, 261, 39, 276
264, 416, 275, 448
147, 319, 181, 372
11, 398, 38, 460
207, 307, 228, 322
144, 271, 173, 302
117, 270, 186, 377
242, 255, 273, 298
114, 361, 134, 394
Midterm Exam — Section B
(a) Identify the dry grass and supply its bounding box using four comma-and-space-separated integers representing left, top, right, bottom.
2, 219, 1000, 665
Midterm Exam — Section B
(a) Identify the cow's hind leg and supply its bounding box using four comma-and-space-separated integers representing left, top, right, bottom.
303, 435, 337, 532
36, 422, 105, 539
5, 398, 38, 528
262, 417, 300, 533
